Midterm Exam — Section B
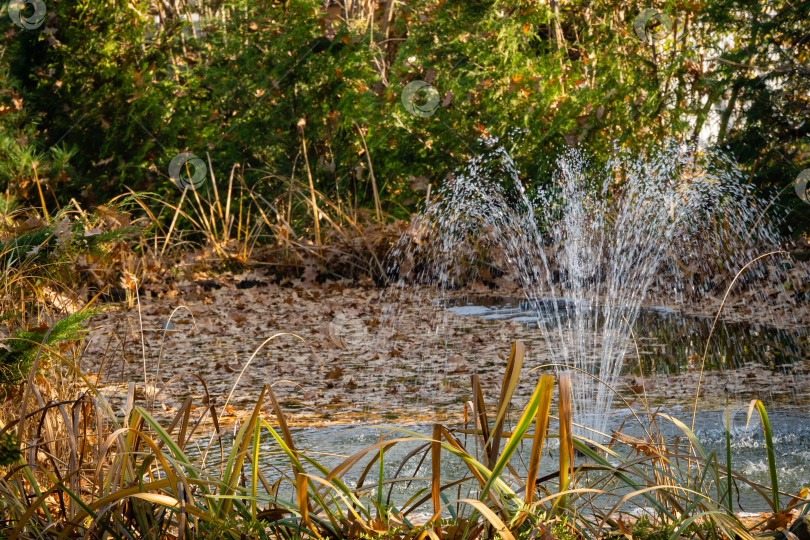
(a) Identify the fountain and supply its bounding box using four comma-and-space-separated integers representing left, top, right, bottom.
387, 138, 796, 441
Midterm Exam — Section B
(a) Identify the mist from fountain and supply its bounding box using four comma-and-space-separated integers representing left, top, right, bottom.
387, 138, 791, 441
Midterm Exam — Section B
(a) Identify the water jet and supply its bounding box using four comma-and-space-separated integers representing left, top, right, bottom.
389, 139, 802, 441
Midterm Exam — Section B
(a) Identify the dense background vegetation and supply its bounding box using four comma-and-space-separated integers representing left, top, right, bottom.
1, 0, 808, 238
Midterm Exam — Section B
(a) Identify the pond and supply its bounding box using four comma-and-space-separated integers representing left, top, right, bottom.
447, 297, 810, 375
187, 297, 809, 516
206, 408, 808, 515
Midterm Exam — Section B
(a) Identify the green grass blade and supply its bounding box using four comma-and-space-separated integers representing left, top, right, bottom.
747, 400, 779, 511
726, 401, 734, 513
479, 377, 544, 502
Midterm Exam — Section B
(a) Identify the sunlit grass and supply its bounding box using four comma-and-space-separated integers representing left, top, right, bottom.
0, 329, 803, 538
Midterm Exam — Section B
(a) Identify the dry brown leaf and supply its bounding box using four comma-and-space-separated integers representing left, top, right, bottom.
763, 511, 793, 532
326, 366, 344, 379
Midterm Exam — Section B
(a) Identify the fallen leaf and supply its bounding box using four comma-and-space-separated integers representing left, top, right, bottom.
326, 322, 347, 349
762, 511, 793, 532
326, 366, 344, 379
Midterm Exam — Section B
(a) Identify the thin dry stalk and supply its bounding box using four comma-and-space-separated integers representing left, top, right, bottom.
298, 120, 322, 247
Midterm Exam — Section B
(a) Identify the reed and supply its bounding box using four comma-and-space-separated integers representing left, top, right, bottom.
0, 334, 800, 539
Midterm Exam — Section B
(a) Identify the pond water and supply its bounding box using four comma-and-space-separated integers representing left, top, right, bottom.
446, 297, 810, 376
257, 299, 807, 514
186, 296, 809, 516
210, 408, 807, 516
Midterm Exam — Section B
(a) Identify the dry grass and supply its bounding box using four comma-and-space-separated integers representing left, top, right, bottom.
0, 329, 804, 538
128, 162, 403, 284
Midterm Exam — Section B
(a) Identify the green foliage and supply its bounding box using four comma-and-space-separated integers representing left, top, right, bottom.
701, 0, 810, 234
2, 0, 806, 240
0, 308, 96, 388
0, 215, 135, 271
0, 199, 137, 328
0, 431, 21, 467
204, 513, 269, 539
0, 58, 78, 203
618, 514, 701, 540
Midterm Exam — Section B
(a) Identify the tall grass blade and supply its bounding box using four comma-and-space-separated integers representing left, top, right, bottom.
558, 372, 573, 512
747, 399, 779, 511
471, 374, 491, 459
480, 372, 546, 503
297, 473, 321, 539
525, 375, 555, 506
726, 400, 734, 513
377, 431, 385, 516
487, 340, 525, 467
431, 424, 442, 523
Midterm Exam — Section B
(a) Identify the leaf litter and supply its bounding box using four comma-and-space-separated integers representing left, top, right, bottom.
81, 271, 810, 428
